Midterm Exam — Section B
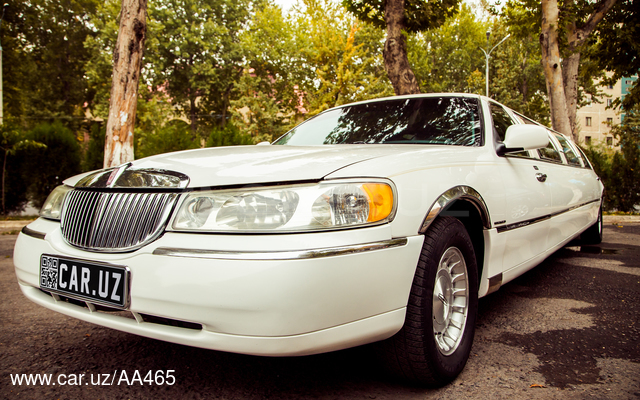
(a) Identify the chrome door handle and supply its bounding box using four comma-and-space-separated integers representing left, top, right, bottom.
536, 173, 547, 182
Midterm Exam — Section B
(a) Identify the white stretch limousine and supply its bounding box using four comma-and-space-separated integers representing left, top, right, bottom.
14, 94, 603, 386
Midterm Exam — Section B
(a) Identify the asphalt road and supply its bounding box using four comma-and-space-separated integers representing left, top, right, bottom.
1, 221, 638, 399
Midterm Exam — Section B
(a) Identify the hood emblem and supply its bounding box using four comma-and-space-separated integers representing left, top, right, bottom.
106, 163, 132, 188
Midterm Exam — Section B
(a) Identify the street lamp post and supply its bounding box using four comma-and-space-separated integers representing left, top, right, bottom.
0, 4, 8, 125
480, 31, 510, 98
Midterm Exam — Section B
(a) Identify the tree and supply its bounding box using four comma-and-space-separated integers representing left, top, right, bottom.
231, 2, 310, 142
22, 122, 82, 208
206, 124, 253, 147
84, 0, 123, 119
587, 0, 640, 111
103, 0, 148, 168
295, 0, 393, 116
136, 120, 199, 158
408, 4, 549, 122
2, 0, 99, 129
148, 0, 255, 138
232, 0, 392, 142
83, 123, 106, 172
408, 3, 489, 94
343, 0, 460, 95
582, 106, 640, 211
487, 22, 550, 123
0, 123, 45, 214
608, 108, 640, 211
504, 0, 617, 140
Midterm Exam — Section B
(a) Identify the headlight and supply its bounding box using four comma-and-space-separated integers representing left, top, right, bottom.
171, 180, 396, 232
40, 185, 73, 220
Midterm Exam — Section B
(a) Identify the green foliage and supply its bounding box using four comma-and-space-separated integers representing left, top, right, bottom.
136, 120, 200, 159
587, 0, 640, 111
231, 73, 288, 143
294, 0, 393, 117
408, 3, 489, 94
2, 151, 29, 214
486, 22, 550, 124
0, 122, 46, 214
205, 124, 254, 147
148, 0, 256, 134
342, 0, 459, 33
83, 0, 123, 119
582, 108, 640, 211
231, 2, 309, 142
83, 123, 105, 172
609, 109, 640, 211
408, 4, 549, 123
232, 0, 393, 142
22, 122, 82, 208
501, 0, 611, 110
2, 0, 100, 129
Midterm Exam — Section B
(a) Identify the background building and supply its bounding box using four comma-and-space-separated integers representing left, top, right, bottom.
576, 75, 638, 147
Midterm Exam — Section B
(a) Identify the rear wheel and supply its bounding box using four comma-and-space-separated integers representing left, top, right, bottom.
581, 203, 603, 245
379, 216, 478, 386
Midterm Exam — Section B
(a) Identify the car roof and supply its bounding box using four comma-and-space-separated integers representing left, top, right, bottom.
325, 93, 484, 110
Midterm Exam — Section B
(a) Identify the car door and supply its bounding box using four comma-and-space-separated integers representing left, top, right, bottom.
488, 102, 552, 274
545, 133, 602, 247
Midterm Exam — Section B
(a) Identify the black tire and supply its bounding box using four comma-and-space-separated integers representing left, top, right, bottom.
581, 203, 603, 245
379, 216, 478, 387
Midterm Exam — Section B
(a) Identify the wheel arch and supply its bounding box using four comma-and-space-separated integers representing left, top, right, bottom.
419, 186, 490, 287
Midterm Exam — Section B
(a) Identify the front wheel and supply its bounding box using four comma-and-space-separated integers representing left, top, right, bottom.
379, 216, 478, 386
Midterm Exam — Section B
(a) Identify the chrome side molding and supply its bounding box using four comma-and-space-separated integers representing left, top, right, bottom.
153, 238, 408, 261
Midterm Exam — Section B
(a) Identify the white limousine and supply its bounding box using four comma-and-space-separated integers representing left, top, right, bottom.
14, 94, 603, 386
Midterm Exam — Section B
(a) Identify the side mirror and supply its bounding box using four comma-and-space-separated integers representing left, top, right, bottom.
497, 125, 549, 156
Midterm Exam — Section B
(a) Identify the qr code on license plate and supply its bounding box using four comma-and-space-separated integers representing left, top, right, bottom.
41, 256, 59, 289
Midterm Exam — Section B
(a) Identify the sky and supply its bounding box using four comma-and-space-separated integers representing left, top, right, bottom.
272, 0, 299, 12
271, 0, 491, 18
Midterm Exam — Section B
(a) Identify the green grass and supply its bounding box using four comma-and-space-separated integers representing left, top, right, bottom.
0, 215, 38, 221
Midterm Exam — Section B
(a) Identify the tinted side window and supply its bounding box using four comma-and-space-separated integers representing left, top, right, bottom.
491, 103, 530, 158
489, 103, 514, 142
537, 136, 563, 163
576, 146, 593, 170
512, 112, 539, 125
554, 134, 581, 166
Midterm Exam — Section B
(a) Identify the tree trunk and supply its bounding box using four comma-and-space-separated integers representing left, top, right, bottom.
221, 84, 233, 129
383, 0, 420, 95
189, 95, 198, 135
540, 0, 572, 136
103, 0, 147, 168
562, 52, 581, 141
561, 0, 616, 140
521, 54, 529, 103
2, 150, 6, 215
539, 0, 616, 138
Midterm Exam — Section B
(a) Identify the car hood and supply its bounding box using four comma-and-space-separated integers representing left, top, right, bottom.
65, 145, 413, 188
65, 144, 488, 189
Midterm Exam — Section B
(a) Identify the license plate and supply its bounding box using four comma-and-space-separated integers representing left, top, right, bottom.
40, 255, 129, 309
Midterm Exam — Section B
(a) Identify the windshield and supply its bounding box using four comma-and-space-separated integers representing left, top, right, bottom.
273, 96, 482, 146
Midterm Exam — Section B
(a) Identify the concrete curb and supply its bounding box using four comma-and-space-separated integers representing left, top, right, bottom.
0, 220, 34, 231
604, 215, 640, 225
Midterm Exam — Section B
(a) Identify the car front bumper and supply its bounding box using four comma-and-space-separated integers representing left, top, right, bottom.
14, 218, 424, 356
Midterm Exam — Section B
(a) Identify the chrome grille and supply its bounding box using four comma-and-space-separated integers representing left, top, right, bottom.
61, 190, 179, 252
